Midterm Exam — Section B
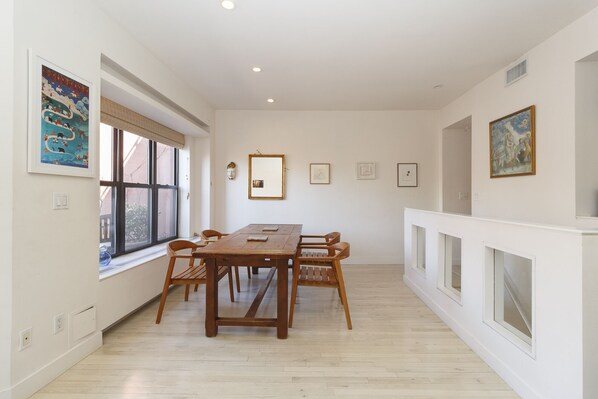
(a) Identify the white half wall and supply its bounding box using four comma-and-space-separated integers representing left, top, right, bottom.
214, 110, 440, 264
437, 6, 598, 228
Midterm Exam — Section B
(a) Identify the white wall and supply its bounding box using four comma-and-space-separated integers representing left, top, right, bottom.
0, 0, 14, 395
214, 110, 440, 264
438, 6, 598, 228
9, 0, 213, 397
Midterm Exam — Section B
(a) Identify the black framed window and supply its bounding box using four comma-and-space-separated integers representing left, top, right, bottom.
100, 122, 178, 257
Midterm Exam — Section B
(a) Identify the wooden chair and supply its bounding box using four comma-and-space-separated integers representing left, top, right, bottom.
201, 229, 251, 293
289, 242, 352, 330
298, 232, 341, 263
155, 240, 234, 324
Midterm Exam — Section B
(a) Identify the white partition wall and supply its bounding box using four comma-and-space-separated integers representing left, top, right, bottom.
403, 208, 598, 399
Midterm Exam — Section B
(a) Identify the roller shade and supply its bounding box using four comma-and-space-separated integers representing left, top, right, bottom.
100, 97, 185, 149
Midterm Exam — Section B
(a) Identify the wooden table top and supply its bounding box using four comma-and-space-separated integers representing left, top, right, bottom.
194, 224, 302, 258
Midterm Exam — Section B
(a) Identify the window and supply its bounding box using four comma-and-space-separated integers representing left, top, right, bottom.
412, 225, 426, 273
100, 123, 178, 257
438, 233, 462, 303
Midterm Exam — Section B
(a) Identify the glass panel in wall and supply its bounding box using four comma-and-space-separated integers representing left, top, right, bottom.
157, 188, 177, 241
443, 235, 462, 295
125, 187, 151, 251
123, 131, 149, 184
494, 249, 533, 344
415, 226, 426, 271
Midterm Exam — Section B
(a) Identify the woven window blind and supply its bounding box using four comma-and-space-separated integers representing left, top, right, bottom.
100, 97, 185, 149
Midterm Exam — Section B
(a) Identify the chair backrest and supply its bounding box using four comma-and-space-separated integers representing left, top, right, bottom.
332, 242, 350, 260
201, 229, 226, 240
325, 232, 341, 244
167, 240, 199, 257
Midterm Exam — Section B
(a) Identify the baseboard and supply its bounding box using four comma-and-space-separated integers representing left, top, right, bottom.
403, 274, 540, 399
8, 332, 102, 399
345, 256, 402, 265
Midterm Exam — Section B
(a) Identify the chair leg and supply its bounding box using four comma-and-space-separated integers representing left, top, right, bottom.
194, 284, 199, 292
156, 278, 172, 324
247, 266, 252, 279
337, 287, 344, 305
234, 266, 241, 292
334, 261, 352, 330
289, 263, 300, 328
228, 268, 235, 302
184, 284, 191, 301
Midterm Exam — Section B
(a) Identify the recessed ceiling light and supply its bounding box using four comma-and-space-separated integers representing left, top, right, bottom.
252, 67, 262, 72
267, 98, 275, 103
221, 0, 235, 10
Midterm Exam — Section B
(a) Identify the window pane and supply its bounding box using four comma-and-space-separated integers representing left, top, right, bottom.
494, 250, 533, 342
125, 187, 151, 251
99, 123, 113, 181
156, 143, 175, 185
99, 186, 116, 254
123, 131, 149, 184
157, 188, 177, 240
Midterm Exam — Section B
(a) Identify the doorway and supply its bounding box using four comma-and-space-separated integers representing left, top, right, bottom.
442, 116, 472, 215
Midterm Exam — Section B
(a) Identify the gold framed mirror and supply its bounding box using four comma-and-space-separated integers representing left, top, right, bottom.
248, 154, 285, 200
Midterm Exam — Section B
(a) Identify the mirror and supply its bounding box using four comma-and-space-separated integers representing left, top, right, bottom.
248, 154, 285, 200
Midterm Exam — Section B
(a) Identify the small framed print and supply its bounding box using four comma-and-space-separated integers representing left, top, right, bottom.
310, 163, 330, 184
356, 162, 376, 180
397, 163, 418, 187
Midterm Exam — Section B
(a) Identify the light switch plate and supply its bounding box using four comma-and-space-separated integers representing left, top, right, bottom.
53, 193, 69, 210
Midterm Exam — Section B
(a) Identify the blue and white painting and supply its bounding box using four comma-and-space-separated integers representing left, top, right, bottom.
40, 65, 89, 169
490, 106, 535, 177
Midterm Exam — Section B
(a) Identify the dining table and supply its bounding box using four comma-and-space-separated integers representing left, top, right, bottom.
193, 224, 302, 339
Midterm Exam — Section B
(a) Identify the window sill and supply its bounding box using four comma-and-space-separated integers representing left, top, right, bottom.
99, 236, 200, 281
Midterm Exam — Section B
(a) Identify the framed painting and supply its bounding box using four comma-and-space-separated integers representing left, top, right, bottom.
489, 105, 535, 178
28, 51, 95, 177
310, 163, 330, 184
356, 162, 376, 180
397, 163, 418, 187
248, 154, 285, 199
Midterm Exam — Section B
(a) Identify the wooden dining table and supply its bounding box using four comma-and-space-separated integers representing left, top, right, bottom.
193, 224, 302, 339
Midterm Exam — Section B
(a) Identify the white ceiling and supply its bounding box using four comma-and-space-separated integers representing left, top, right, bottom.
95, 0, 598, 111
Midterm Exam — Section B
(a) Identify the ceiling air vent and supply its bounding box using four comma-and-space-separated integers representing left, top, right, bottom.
505, 59, 528, 86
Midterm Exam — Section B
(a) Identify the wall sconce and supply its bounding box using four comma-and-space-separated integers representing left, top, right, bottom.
227, 162, 236, 180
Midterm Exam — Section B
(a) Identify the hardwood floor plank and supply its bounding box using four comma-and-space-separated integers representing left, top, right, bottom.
31, 265, 518, 398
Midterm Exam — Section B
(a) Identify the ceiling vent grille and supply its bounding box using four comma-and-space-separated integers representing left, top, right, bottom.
505, 59, 528, 86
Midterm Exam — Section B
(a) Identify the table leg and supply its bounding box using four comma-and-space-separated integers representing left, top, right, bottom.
276, 258, 288, 339
205, 258, 218, 337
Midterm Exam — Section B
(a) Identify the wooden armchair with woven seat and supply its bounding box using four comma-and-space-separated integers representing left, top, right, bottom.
289, 241, 352, 330
297, 232, 341, 264
201, 229, 251, 293
155, 240, 234, 324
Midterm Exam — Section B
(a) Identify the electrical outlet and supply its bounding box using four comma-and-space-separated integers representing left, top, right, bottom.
19, 328, 32, 351
54, 314, 65, 334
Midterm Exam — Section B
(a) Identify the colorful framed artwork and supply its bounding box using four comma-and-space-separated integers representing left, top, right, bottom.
310, 163, 330, 184
28, 50, 95, 177
397, 163, 418, 187
356, 162, 376, 180
489, 105, 535, 178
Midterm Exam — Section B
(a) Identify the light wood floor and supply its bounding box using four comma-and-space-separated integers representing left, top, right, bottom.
32, 265, 519, 398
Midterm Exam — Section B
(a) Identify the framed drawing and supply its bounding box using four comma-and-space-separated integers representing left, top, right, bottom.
489, 105, 535, 178
248, 154, 285, 199
310, 163, 330, 184
398, 163, 418, 187
356, 162, 376, 180
28, 51, 94, 177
